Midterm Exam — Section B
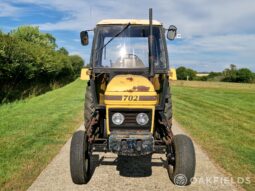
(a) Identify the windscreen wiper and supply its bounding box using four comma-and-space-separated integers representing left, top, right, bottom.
96, 23, 131, 52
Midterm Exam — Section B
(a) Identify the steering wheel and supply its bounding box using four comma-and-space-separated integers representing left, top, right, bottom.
113, 54, 145, 68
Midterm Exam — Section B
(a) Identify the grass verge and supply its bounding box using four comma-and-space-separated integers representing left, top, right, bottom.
171, 81, 255, 191
0, 79, 86, 191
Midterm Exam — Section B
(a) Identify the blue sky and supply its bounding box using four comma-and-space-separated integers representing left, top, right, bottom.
1, 0, 255, 72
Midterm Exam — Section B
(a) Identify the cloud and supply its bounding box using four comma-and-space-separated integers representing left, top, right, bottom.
168, 34, 255, 71
0, 2, 22, 17
5, 0, 254, 35
1, 0, 255, 71
170, 34, 255, 53
69, 51, 83, 57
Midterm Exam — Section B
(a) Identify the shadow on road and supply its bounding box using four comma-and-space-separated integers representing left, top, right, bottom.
90, 154, 168, 178
116, 155, 153, 177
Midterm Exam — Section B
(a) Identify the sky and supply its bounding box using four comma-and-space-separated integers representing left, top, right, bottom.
0, 0, 255, 72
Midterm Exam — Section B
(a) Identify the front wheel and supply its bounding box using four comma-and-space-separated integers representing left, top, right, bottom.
70, 131, 91, 184
167, 134, 196, 186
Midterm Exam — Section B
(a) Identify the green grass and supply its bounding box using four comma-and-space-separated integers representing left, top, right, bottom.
171, 81, 255, 191
0, 79, 86, 191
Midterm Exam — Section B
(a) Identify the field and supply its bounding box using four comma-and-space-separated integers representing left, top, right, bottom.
171, 81, 255, 191
0, 79, 86, 190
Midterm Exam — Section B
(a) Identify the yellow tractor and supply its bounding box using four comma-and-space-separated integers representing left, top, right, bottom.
70, 9, 195, 186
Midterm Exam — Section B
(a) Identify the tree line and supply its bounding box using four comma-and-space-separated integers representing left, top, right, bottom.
0, 26, 84, 103
176, 64, 255, 83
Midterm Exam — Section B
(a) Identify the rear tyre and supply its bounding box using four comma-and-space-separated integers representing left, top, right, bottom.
70, 131, 91, 184
167, 134, 196, 186
84, 84, 95, 124
164, 86, 172, 126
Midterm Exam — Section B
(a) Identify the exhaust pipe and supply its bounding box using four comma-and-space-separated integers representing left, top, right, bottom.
149, 8, 155, 78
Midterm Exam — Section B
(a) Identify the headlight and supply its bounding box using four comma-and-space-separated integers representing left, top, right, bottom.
112, 112, 124, 125
136, 113, 149, 125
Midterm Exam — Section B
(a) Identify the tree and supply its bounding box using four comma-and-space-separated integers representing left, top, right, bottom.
0, 26, 83, 102
176, 67, 186, 80
186, 68, 197, 80
57, 47, 69, 55
223, 64, 237, 82
230, 64, 237, 71
222, 65, 254, 83
69, 55, 84, 77
9, 26, 57, 49
236, 68, 254, 83
176, 66, 197, 80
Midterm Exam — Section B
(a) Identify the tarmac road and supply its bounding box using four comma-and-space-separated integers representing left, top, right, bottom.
28, 120, 238, 191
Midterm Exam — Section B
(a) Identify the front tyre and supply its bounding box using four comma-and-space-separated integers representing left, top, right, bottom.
167, 134, 196, 186
70, 131, 91, 184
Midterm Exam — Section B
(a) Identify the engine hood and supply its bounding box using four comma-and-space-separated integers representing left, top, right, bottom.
106, 75, 155, 92
104, 75, 157, 105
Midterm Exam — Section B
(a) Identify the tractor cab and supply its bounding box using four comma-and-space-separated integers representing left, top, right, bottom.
92, 19, 167, 70
80, 19, 176, 107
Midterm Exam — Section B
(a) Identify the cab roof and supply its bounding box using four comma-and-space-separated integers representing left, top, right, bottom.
97, 19, 162, 26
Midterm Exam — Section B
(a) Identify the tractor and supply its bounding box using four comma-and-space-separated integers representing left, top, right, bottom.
70, 9, 195, 186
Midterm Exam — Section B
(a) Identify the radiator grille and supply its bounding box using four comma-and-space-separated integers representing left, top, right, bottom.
109, 108, 152, 132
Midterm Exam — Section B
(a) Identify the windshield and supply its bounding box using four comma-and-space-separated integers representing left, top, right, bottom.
93, 25, 167, 69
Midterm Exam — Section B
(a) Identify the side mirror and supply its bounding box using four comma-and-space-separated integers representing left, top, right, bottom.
80, 31, 89, 46
167, 25, 177, 40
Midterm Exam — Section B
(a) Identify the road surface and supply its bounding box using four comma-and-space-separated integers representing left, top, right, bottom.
28, 120, 238, 191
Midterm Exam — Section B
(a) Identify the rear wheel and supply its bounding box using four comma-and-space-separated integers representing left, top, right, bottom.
164, 86, 172, 126
84, 84, 95, 124
167, 134, 196, 186
70, 131, 91, 184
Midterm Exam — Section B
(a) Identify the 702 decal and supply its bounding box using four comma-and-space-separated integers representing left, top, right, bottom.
122, 95, 139, 101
